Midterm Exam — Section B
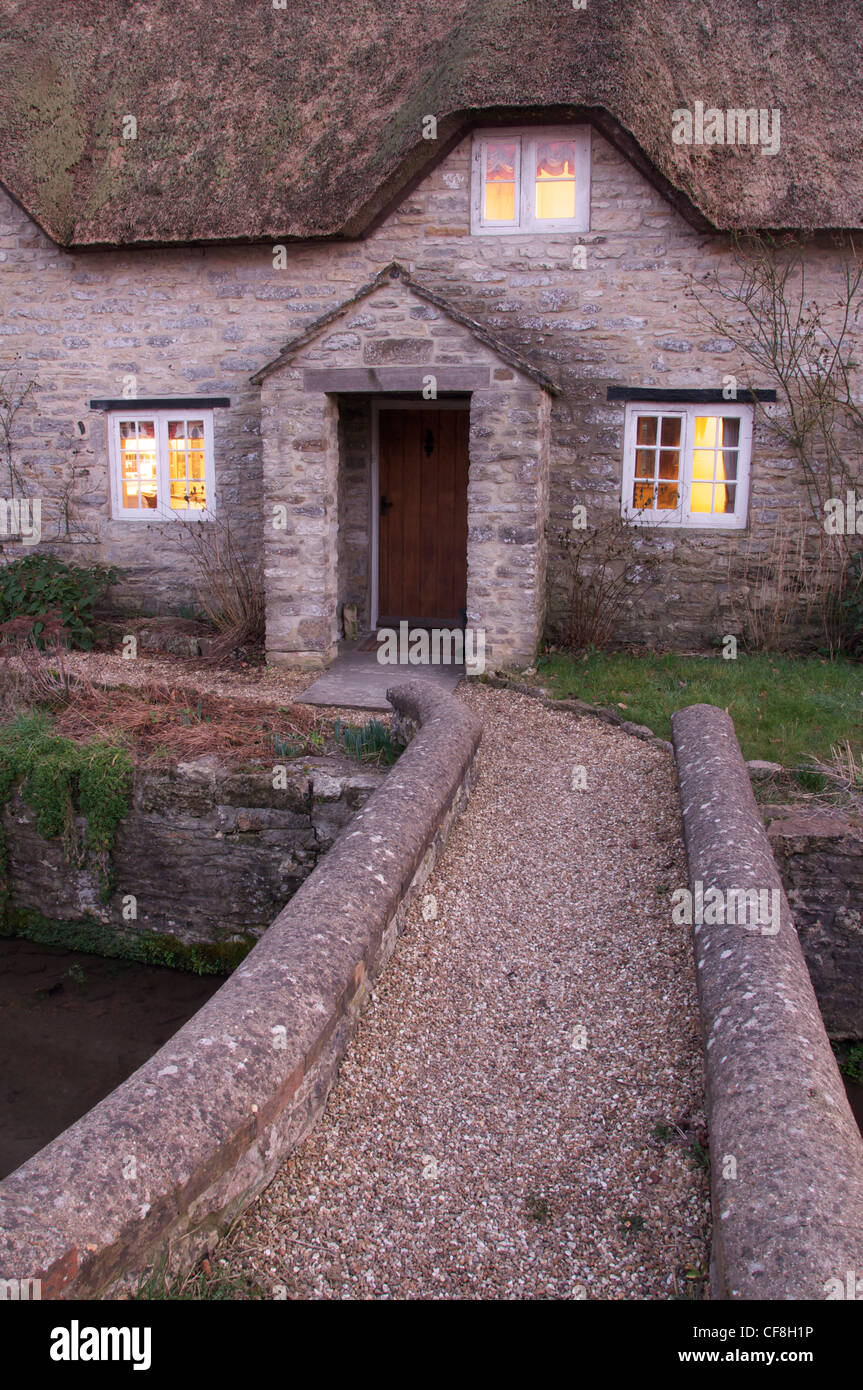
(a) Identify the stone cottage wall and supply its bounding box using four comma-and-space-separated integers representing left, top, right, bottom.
337, 396, 372, 628
0, 129, 858, 644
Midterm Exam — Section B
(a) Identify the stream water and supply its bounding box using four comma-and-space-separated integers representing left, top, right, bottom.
0, 937, 221, 1179
1, 936, 862, 1183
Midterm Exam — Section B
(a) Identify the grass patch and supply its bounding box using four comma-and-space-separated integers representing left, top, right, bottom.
0, 710, 132, 900
537, 651, 862, 768
133, 1256, 265, 1301
333, 716, 403, 765
833, 1041, 863, 1085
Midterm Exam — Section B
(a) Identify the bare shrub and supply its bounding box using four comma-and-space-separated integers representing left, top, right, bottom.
726, 511, 861, 656
554, 512, 658, 652
173, 512, 265, 659
0, 643, 89, 717
689, 235, 863, 547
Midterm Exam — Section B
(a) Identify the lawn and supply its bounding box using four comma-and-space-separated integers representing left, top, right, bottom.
536, 650, 863, 769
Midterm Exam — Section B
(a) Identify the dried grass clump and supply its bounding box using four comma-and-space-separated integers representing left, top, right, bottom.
51, 681, 322, 763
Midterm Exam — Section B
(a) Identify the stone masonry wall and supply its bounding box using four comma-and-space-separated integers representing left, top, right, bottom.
260, 381, 340, 666
2, 754, 383, 954
337, 395, 372, 628
765, 803, 863, 1039
466, 384, 550, 665
0, 129, 858, 643
260, 275, 549, 666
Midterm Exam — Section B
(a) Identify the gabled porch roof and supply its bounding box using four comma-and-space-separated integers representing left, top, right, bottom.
250, 262, 559, 395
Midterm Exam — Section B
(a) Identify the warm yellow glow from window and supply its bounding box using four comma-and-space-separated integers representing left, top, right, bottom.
120, 423, 158, 509
168, 420, 207, 510
535, 174, 576, 219
484, 140, 517, 222
484, 181, 515, 220
691, 416, 726, 514
535, 140, 576, 219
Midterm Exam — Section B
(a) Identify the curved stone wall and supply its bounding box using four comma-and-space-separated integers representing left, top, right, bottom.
672, 703, 863, 1301
0, 681, 481, 1299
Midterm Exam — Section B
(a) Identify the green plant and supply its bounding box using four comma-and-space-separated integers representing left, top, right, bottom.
1, 905, 254, 976
180, 701, 206, 726
525, 1194, 551, 1223
0, 710, 132, 901
133, 1254, 264, 1301
333, 717, 402, 764
0, 554, 117, 650
673, 1262, 709, 1300
836, 551, 863, 658
835, 1041, 863, 1084
271, 732, 305, 758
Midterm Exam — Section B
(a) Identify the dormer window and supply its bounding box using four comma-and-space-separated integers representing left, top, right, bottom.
471, 127, 590, 234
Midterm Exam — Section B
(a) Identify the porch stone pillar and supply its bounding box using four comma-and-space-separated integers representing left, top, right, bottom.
466, 385, 551, 669
261, 373, 340, 668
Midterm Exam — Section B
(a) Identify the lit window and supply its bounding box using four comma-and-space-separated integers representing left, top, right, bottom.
621, 403, 752, 528
471, 127, 590, 234
110, 411, 214, 519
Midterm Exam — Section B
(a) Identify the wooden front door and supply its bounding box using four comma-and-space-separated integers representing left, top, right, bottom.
377, 407, 469, 624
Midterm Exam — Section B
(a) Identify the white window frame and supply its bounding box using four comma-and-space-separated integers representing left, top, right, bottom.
621, 402, 753, 529
470, 125, 591, 235
108, 409, 216, 521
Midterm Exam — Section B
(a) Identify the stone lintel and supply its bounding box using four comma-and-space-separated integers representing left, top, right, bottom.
302, 366, 490, 393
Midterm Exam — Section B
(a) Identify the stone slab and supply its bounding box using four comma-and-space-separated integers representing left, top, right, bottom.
298, 641, 464, 710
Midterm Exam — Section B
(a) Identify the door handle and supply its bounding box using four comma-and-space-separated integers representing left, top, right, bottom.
380, 494, 394, 516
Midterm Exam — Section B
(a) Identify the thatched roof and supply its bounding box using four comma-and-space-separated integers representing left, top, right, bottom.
0, 0, 859, 248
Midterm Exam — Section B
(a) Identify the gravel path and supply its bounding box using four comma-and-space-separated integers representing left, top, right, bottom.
221, 686, 710, 1299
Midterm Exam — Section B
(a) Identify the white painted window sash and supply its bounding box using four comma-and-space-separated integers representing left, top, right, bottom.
621, 402, 752, 530
471, 126, 590, 235
109, 409, 216, 521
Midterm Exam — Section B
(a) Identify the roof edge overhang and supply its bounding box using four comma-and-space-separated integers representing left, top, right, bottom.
8, 103, 861, 253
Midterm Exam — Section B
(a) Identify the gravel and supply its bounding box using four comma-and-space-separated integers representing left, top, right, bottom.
220, 684, 710, 1299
